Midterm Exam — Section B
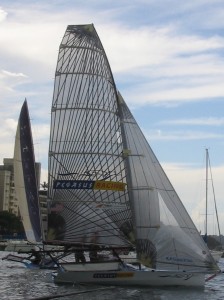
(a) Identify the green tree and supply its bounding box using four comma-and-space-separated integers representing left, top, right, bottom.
0, 211, 24, 235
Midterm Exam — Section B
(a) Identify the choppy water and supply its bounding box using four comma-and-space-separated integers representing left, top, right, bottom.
1, 251, 224, 300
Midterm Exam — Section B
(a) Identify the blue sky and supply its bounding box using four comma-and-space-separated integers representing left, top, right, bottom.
1, 0, 224, 235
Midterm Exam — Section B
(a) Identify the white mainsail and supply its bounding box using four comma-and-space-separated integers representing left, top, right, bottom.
47, 24, 133, 248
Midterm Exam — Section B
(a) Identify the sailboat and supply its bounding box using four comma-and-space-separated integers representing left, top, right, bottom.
203, 149, 223, 262
3, 100, 57, 269
13, 99, 42, 243
46, 24, 220, 287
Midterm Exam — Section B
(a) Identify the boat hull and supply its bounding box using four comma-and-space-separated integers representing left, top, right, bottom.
54, 268, 205, 287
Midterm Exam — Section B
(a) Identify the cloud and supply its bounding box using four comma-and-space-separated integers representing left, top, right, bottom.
0, 7, 7, 22
102, 24, 224, 73
1, 3, 224, 108
126, 83, 224, 107
159, 117, 224, 126
163, 161, 224, 235
0, 118, 17, 138
0, 69, 29, 100
1, 0, 224, 234
145, 130, 224, 141
1, 70, 27, 78
0, 118, 17, 162
118, 51, 224, 106
103, 27, 224, 106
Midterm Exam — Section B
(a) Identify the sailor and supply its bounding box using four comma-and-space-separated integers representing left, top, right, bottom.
74, 248, 86, 263
89, 232, 99, 262
29, 248, 42, 265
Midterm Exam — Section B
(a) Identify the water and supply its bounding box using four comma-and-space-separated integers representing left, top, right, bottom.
1, 251, 224, 300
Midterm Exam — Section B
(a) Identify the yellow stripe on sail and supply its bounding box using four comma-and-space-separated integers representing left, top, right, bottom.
93, 180, 126, 191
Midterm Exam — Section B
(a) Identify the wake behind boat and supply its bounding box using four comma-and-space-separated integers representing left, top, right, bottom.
45, 24, 220, 287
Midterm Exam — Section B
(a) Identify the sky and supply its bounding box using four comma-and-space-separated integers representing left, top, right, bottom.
1, 0, 224, 236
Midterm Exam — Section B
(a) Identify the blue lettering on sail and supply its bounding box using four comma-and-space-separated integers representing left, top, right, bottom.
166, 256, 193, 263
53, 180, 94, 189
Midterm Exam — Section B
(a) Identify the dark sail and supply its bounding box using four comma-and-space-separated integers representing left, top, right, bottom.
14, 100, 42, 242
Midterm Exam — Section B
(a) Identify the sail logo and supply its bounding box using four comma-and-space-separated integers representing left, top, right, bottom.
165, 256, 193, 263
53, 180, 126, 191
53, 180, 94, 189
93, 272, 134, 278
93, 180, 126, 191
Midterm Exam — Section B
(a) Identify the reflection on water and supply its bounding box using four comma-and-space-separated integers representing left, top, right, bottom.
1, 251, 224, 300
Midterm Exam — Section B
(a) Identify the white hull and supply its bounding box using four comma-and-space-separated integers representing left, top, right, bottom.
5, 241, 36, 252
54, 268, 205, 287
4, 241, 64, 252
54, 262, 206, 287
61, 261, 120, 271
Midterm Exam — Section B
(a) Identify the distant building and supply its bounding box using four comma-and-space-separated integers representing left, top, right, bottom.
0, 158, 44, 218
0, 159, 18, 215
0, 169, 11, 212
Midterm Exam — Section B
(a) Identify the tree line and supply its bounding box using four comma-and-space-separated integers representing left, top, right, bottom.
0, 211, 25, 239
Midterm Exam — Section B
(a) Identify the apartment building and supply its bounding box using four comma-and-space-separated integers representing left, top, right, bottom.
0, 158, 43, 217
0, 159, 18, 215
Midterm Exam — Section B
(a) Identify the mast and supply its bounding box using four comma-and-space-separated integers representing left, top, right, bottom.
209, 165, 221, 242
206, 149, 221, 242
116, 92, 137, 240
205, 148, 208, 242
